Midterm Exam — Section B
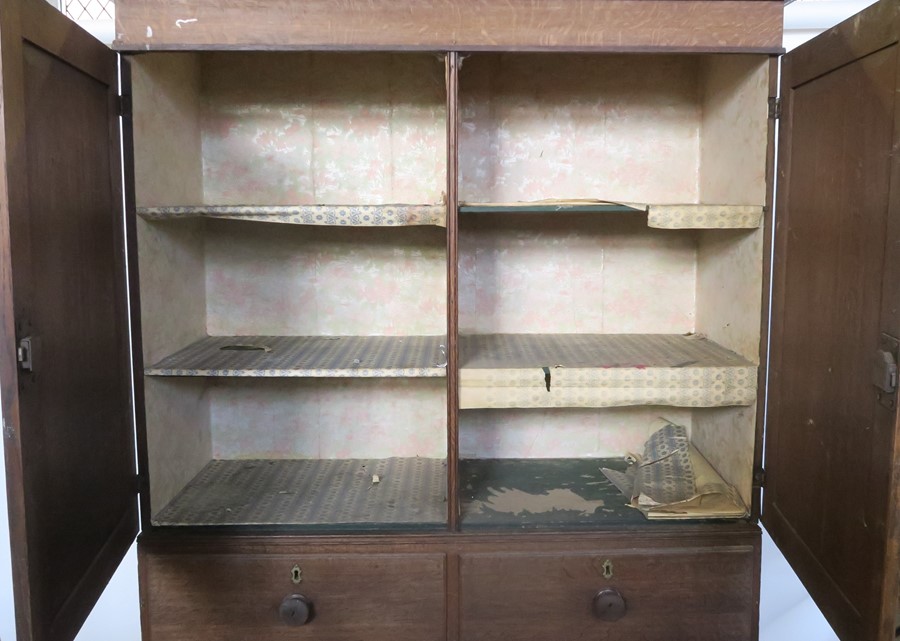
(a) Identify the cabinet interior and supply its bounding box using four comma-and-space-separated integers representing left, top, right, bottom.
130, 51, 769, 530
132, 52, 449, 529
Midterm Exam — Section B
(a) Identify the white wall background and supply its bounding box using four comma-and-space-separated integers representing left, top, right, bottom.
0, 1, 884, 639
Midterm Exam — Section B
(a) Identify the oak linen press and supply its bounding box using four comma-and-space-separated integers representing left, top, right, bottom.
1, 0, 898, 639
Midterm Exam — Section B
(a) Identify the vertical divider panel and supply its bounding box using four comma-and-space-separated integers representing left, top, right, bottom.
446, 52, 460, 531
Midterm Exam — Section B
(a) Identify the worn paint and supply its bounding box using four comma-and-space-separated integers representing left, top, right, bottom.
478, 487, 605, 516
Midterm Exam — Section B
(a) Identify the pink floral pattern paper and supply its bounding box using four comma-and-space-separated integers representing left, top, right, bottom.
459, 54, 701, 204
200, 52, 446, 206
210, 378, 447, 459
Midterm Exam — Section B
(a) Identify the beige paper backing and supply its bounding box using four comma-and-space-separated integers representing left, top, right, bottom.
460, 366, 756, 409
133, 54, 214, 518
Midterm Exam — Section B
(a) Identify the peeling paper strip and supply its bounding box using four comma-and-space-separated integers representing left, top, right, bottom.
458, 376, 757, 409
647, 204, 763, 230
459, 334, 757, 408
601, 422, 748, 520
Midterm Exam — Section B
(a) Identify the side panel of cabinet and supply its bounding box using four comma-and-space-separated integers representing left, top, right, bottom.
764, 2, 900, 640
0, 1, 138, 640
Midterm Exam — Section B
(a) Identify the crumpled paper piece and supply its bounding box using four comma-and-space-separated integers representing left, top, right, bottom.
602, 420, 748, 520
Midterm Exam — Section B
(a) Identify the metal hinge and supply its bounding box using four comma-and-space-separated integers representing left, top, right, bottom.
16, 336, 33, 372
753, 467, 766, 488
117, 94, 132, 117
768, 97, 782, 120
874, 333, 900, 408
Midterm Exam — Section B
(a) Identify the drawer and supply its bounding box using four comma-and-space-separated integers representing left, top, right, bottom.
460, 546, 756, 641
140, 549, 447, 641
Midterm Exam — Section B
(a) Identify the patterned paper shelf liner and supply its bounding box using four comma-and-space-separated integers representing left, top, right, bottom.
137, 204, 447, 227
602, 421, 748, 520
146, 335, 448, 377
153, 457, 447, 527
460, 199, 763, 230
459, 333, 757, 409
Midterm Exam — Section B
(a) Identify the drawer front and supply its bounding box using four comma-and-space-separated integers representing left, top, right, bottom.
141, 550, 447, 641
460, 547, 756, 641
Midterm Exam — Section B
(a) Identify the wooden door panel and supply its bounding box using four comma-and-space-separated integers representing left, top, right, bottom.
0, 1, 137, 640
765, 3, 900, 640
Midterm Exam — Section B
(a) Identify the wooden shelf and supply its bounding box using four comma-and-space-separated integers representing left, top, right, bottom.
136, 204, 447, 227
153, 457, 447, 529
145, 335, 447, 378
459, 333, 756, 409
459, 201, 763, 229
461, 202, 643, 214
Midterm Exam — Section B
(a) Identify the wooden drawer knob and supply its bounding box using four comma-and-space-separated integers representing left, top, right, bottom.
279, 594, 313, 626
592, 588, 626, 621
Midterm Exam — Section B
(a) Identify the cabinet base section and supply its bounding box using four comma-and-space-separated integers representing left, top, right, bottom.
152, 457, 447, 529
138, 525, 761, 641
460, 458, 647, 528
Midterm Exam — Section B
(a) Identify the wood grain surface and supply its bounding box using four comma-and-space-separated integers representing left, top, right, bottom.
765, 5, 900, 639
114, 0, 783, 52
446, 52, 461, 532
139, 526, 759, 641
141, 550, 447, 641
0, 0, 137, 640
459, 548, 756, 640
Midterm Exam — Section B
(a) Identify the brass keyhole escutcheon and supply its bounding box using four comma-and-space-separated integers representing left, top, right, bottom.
602, 559, 613, 579
291, 564, 303, 584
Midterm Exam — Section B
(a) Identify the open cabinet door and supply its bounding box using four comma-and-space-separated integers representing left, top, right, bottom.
0, 1, 138, 640
764, 2, 900, 640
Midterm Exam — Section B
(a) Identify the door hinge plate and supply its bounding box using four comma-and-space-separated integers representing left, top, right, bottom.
753, 467, 766, 488
874, 333, 900, 408
768, 96, 782, 120
117, 94, 132, 117
16, 336, 33, 372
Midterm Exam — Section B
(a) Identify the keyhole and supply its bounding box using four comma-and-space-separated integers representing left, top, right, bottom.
291, 565, 302, 584
602, 559, 613, 579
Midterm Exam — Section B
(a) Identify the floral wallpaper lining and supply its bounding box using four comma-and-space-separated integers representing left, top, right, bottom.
200, 53, 446, 206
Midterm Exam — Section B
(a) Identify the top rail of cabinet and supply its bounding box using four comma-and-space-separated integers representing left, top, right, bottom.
113, 0, 784, 53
